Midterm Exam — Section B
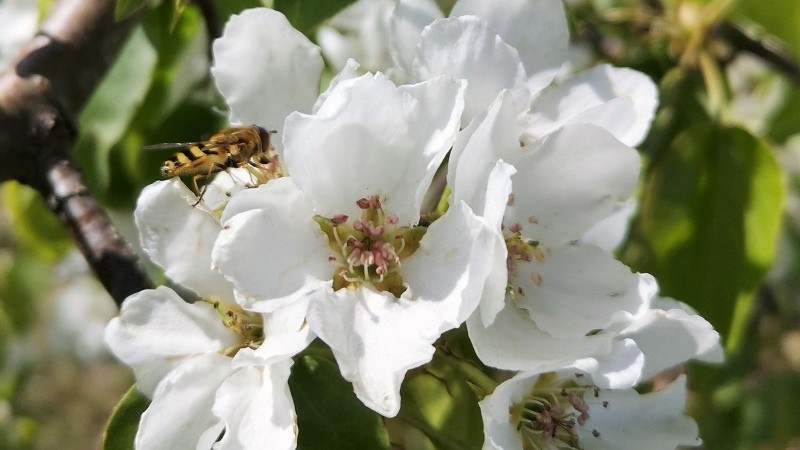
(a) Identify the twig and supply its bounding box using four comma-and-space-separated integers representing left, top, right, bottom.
714, 22, 800, 86
0, 0, 153, 306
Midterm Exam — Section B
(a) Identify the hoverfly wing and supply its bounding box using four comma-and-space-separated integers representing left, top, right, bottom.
142, 142, 204, 151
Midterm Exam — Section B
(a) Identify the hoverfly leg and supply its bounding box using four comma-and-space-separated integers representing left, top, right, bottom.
192, 163, 226, 207
245, 156, 269, 187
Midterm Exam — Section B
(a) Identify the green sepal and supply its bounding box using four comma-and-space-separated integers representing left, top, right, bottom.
102, 385, 150, 450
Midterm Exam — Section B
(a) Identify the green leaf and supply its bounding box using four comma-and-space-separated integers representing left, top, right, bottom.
631, 125, 783, 350
72, 26, 157, 197
116, 0, 149, 20
290, 355, 390, 450
398, 353, 483, 450
1, 182, 71, 263
103, 385, 150, 450
274, 0, 358, 37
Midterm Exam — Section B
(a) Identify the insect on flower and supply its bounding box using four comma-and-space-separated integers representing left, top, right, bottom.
145, 125, 280, 205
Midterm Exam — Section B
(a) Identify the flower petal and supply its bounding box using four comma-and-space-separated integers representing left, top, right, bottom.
504, 123, 640, 245
105, 286, 238, 396
212, 8, 323, 132
317, 0, 395, 73
312, 58, 362, 114
284, 73, 465, 224
580, 198, 637, 253
388, 0, 444, 80
515, 244, 647, 339
413, 16, 530, 123
467, 300, 614, 371
451, 0, 568, 94
213, 362, 298, 450
135, 180, 233, 301
307, 287, 435, 417
402, 200, 498, 323
135, 353, 234, 450
621, 307, 723, 379
572, 338, 645, 389
211, 178, 332, 312
577, 376, 700, 449
197, 168, 254, 213
525, 64, 659, 147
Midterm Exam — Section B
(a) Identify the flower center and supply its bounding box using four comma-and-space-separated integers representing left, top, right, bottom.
315, 195, 426, 298
504, 222, 545, 297
203, 299, 265, 356
509, 373, 605, 450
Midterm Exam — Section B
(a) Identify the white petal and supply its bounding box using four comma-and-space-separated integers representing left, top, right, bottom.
388, 0, 444, 80
580, 198, 637, 253
475, 162, 515, 325
526, 64, 659, 147
504, 123, 641, 245
413, 16, 530, 123
621, 307, 724, 379
212, 8, 323, 132
403, 200, 497, 323
467, 300, 614, 371
449, 99, 517, 325
578, 376, 700, 449
105, 286, 238, 396
211, 178, 332, 312
213, 362, 297, 450
451, 0, 568, 94
234, 298, 314, 365
307, 287, 435, 417
515, 244, 647, 339
312, 58, 362, 114
198, 168, 255, 213
284, 73, 465, 224
135, 180, 233, 301
449, 90, 521, 222
317, 0, 395, 73
135, 354, 234, 450
572, 338, 645, 389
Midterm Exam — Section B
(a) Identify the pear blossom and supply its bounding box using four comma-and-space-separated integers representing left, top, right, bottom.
106, 177, 312, 449
209, 66, 508, 416
448, 87, 723, 387
480, 370, 701, 450
426, 0, 721, 386
106, 286, 306, 449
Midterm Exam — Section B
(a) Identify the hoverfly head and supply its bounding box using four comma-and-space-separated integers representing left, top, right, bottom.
254, 126, 277, 153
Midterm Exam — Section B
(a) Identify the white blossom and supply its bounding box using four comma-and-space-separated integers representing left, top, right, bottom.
209, 63, 506, 416
481, 370, 701, 450
108, 175, 311, 449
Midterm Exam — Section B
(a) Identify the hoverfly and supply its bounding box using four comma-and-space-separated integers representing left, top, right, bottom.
145, 125, 280, 205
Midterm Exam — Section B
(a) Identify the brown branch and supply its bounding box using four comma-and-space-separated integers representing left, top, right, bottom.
0, 0, 153, 306
714, 22, 800, 86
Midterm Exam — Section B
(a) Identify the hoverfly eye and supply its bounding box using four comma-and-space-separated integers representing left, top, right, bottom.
255, 126, 272, 149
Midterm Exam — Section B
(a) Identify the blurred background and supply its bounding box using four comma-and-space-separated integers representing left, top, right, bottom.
2, 0, 800, 448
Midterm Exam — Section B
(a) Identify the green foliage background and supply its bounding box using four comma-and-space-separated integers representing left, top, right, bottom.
3, 0, 800, 448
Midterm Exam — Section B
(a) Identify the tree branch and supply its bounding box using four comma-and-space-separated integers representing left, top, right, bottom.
714, 22, 800, 86
0, 0, 153, 306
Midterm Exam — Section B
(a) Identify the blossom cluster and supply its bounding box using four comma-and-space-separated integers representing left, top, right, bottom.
105, 0, 723, 448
